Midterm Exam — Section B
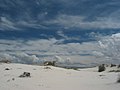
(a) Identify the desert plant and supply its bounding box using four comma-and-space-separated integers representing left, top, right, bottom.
110, 64, 116, 67
117, 64, 120, 68
5, 68, 10, 70
44, 67, 51, 69
0, 59, 11, 63
117, 74, 120, 83
109, 70, 120, 72
19, 72, 31, 78
44, 61, 56, 66
98, 64, 106, 72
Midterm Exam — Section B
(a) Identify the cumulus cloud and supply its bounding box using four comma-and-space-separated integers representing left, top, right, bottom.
0, 38, 100, 65
94, 33, 120, 64
0, 52, 40, 64
0, 38, 99, 55
0, 53, 14, 61
14, 52, 39, 64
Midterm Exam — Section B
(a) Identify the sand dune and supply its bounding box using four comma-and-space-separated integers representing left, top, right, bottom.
0, 63, 120, 90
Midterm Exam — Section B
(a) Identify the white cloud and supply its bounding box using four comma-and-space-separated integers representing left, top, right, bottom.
1, 13, 120, 31
0, 17, 19, 30
56, 30, 80, 41
0, 52, 40, 64
1, 0, 120, 31
45, 14, 120, 29
95, 33, 120, 64
0, 14, 47, 31
0, 38, 101, 65
0, 53, 14, 61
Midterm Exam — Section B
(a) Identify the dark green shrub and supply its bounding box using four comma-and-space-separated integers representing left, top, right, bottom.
19, 72, 31, 77
98, 64, 106, 72
0, 60, 11, 63
44, 61, 56, 66
117, 75, 120, 83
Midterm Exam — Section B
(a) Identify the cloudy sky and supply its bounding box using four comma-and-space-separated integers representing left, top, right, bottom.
0, 0, 120, 66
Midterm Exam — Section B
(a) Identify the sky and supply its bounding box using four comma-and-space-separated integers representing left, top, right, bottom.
0, 0, 120, 66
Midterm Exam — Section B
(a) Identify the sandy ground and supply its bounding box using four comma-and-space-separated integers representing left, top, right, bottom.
0, 63, 120, 90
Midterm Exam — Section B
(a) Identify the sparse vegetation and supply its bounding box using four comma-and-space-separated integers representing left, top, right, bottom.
44, 61, 56, 66
117, 75, 120, 83
63, 67, 79, 71
19, 72, 31, 78
117, 65, 120, 68
110, 64, 116, 67
0, 60, 11, 63
109, 70, 120, 72
5, 68, 10, 70
98, 64, 106, 72
44, 67, 51, 69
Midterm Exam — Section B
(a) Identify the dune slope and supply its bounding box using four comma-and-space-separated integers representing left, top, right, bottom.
0, 63, 120, 90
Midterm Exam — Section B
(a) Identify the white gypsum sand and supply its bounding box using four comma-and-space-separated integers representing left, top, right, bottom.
0, 63, 120, 90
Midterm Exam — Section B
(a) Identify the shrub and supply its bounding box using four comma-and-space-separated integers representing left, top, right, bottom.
5, 68, 10, 70
0, 60, 11, 63
117, 75, 120, 83
110, 64, 116, 67
117, 64, 120, 68
44, 67, 51, 69
44, 61, 56, 66
109, 70, 120, 72
19, 72, 31, 78
98, 64, 106, 72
